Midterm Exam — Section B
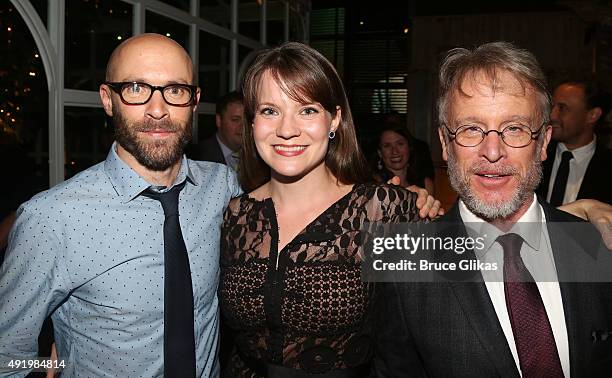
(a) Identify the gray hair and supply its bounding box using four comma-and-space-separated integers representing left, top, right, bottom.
437, 41, 551, 129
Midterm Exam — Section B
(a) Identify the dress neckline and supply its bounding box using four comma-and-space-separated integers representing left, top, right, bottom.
243, 183, 362, 253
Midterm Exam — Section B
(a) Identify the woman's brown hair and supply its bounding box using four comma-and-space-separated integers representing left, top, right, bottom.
239, 42, 370, 192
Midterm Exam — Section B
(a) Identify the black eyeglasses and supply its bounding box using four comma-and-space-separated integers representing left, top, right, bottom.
444, 124, 544, 148
104, 82, 198, 106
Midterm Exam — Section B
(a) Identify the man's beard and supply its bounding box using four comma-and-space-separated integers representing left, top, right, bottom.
113, 108, 192, 171
447, 146, 543, 221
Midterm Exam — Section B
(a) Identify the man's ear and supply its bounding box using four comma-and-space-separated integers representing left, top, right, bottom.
99, 84, 114, 117
215, 113, 222, 130
192, 87, 201, 113
438, 127, 449, 162
587, 106, 603, 126
540, 125, 553, 161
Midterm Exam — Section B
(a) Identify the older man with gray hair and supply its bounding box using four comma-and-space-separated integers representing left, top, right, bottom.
374, 42, 612, 377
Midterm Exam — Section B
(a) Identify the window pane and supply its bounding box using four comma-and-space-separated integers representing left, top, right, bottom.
145, 11, 190, 52
64, 107, 113, 179
289, 9, 305, 41
239, 0, 261, 41
30, 0, 47, 28
199, 31, 231, 103
238, 44, 257, 83
266, 0, 285, 46
65, 0, 132, 90
158, 0, 190, 12
0, 2, 49, 217
200, 0, 231, 28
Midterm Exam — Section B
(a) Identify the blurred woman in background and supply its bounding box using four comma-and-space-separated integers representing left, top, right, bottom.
374, 125, 435, 192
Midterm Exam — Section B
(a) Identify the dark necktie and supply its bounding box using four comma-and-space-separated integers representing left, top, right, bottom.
143, 182, 196, 378
549, 151, 574, 207
498, 233, 563, 378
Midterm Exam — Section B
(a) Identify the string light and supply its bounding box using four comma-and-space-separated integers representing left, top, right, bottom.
117, 35, 122, 40
7, 26, 12, 32
29, 72, 36, 76
166, 33, 171, 37
34, 53, 39, 58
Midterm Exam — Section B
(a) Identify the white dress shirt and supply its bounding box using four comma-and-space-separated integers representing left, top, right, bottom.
459, 195, 570, 377
546, 137, 596, 205
216, 133, 238, 170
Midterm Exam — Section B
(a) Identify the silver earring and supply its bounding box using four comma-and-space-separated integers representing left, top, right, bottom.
329, 130, 336, 139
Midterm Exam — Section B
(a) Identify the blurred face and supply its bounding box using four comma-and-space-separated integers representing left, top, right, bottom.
252, 71, 341, 181
438, 70, 551, 221
216, 101, 244, 152
550, 83, 594, 148
378, 130, 410, 172
100, 36, 200, 171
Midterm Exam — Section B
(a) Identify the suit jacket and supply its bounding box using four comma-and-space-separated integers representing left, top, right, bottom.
191, 134, 227, 165
373, 200, 612, 377
537, 140, 612, 204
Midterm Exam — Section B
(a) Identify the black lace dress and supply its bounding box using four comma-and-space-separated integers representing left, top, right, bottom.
219, 183, 420, 377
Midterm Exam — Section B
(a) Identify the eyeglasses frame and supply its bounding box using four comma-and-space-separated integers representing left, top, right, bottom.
104, 81, 198, 107
443, 123, 545, 148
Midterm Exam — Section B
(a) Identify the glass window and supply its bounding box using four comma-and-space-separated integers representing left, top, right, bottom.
266, 0, 285, 46
239, 0, 261, 41
289, 9, 305, 41
200, 0, 231, 28
64, 107, 112, 179
238, 44, 257, 83
199, 31, 231, 103
30, 0, 48, 28
145, 11, 190, 52
0, 1, 49, 216
158, 0, 190, 12
65, 0, 132, 91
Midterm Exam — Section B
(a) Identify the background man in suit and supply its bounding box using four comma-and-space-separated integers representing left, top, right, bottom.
374, 42, 612, 377
537, 80, 611, 205
192, 91, 244, 170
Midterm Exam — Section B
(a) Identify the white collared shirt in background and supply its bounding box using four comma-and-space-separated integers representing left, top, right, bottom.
546, 137, 596, 205
216, 133, 238, 170
459, 195, 570, 377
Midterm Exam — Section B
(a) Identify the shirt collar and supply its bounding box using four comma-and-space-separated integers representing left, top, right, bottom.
104, 141, 197, 203
557, 135, 597, 162
459, 193, 542, 257
216, 133, 235, 161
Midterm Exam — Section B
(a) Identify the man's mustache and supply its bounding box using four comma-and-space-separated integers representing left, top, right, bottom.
467, 162, 519, 176
133, 119, 180, 133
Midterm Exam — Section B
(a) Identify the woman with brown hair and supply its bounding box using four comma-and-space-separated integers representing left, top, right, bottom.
218, 42, 428, 377
373, 125, 436, 192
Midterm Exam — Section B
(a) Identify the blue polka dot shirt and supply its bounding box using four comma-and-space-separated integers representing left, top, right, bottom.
0, 142, 242, 377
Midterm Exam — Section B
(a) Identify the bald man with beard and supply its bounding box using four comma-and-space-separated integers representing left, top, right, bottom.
0, 34, 241, 377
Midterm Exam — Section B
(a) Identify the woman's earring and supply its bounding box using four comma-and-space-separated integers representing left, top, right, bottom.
328, 130, 336, 139
377, 159, 383, 170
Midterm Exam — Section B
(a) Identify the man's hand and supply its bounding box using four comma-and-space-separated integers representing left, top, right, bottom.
559, 199, 612, 249
386, 176, 444, 219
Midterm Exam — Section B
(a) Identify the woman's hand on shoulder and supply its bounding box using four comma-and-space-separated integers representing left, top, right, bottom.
386, 176, 444, 219
559, 199, 612, 249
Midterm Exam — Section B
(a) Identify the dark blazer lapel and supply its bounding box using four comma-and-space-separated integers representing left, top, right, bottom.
540, 200, 602, 376
441, 204, 520, 377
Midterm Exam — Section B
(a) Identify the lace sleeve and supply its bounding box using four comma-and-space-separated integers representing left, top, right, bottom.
367, 184, 421, 224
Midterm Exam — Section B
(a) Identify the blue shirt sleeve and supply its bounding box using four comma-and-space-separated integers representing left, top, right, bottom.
0, 203, 71, 377
226, 166, 244, 198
